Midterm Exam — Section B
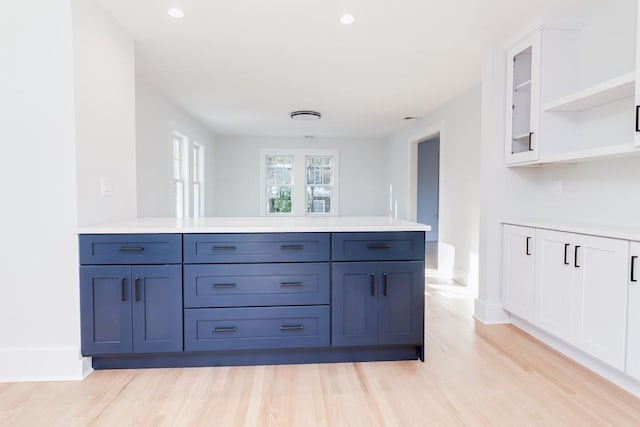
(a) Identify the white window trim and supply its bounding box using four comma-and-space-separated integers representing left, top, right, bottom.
259, 149, 339, 216
173, 131, 190, 219
192, 142, 205, 218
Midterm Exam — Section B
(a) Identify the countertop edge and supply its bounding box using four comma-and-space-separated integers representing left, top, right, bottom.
502, 220, 640, 242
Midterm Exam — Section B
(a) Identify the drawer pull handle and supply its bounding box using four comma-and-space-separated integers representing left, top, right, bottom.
118, 247, 144, 252
631, 256, 637, 283
134, 277, 141, 301
211, 246, 236, 251
280, 282, 304, 288
281, 245, 304, 250
212, 283, 237, 289
526, 237, 531, 256
121, 277, 127, 302
213, 327, 238, 333
574, 245, 581, 268
280, 325, 304, 331
383, 273, 388, 296
367, 244, 391, 249
563, 244, 570, 265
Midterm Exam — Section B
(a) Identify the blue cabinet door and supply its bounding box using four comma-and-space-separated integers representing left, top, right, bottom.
331, 262, 378, 346
132, 265, 183, 353
378, 262, 424, 345
80, 266, 133, 355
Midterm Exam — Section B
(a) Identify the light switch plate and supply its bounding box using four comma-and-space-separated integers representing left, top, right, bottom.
100, 176, 113, 197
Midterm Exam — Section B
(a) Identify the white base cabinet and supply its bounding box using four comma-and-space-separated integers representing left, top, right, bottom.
502, 225, 535, 322
506, 225, 631, 372
627, 242, 640, 381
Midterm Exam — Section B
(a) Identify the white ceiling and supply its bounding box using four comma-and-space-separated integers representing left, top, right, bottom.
97, 0, 604, 139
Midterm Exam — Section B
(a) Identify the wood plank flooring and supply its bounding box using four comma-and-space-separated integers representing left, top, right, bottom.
2, 271, 640, 426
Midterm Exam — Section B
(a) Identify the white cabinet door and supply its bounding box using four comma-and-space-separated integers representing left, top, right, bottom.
502, 225, 536, 321
627, 242, 640, 380
534, 229, 574, 342
635, 3, 640, 148
571, 235, 629, 371
505, 31, 541, 165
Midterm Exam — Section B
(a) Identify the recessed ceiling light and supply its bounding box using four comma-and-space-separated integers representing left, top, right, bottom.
168, 7, 184, 18
340, 14, 355, 25
291, 111, 321, 121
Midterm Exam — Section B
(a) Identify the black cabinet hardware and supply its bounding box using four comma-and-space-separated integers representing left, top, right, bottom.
211, 246, 236, 251
134, 277, 140, 301
564, 244, 570, 265
632, 256, 638, 283
367, 244, 391, 249
121, 277, 127, 302
280, 325, 304, 331
213, 327, 238, 333
574, 246, 581, 268
370, 273, 375, 296
526, 237, 532, 256
280, 282, 304, 288
383, 273, 388, 296
528, 132, 534, 151
212, 283, 236, 289
118, 247, 144, 252
281, 245, 304, 250
636, 106, 640, 132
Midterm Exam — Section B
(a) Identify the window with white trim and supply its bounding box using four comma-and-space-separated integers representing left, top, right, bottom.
260, 149, 338, 216
173, 132, 189, 218
192, 142, 204, 218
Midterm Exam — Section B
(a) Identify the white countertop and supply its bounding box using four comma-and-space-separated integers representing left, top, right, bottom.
78, 216, 431, 234
502, 219, 640, 242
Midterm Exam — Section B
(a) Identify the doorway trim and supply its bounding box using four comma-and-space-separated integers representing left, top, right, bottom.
407, 122, 445, 223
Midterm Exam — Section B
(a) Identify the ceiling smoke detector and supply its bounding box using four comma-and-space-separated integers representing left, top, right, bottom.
290, 110, 321, 121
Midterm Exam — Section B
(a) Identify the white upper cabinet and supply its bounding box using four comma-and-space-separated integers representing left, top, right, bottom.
626, 242, 640, 380
636, 1, 640, 148
502, 225, 536, 321
505, 32, 541, 165
506, 0, 640, 166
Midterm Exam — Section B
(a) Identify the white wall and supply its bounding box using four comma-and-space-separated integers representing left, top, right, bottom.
476, 0, 640, 323
213, 136, 387, 217
136, 79, 216, 217
385, 86, 483, 286
72, 0, 137, 226
0, 0, 86, 381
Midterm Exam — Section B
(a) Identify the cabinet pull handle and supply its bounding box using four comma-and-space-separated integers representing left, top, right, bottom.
280, 325, 304, 331
280, 282, 304, 288
212, 283, 236, 289
370, 273, 375, 296
118, 247, 144, 252
383, 273, 388, 296
526, 237, 531, 256
281, 245, 304, 250
564, 244, 570, 265
213, 327, 238, 333
134, 277, 141, 301
121, 277, 127, 302
528, 132, 534, 151
211, 246, 236, 251
574, 245, 581, 268
367, 244, 391, 249
635, 106, 640, 132
632, 256, 638, 283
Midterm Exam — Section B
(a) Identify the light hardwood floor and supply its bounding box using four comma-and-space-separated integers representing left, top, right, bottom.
2, 271, 640, 426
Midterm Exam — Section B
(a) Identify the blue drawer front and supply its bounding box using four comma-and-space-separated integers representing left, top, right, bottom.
331, 232, 425, 261
184, 233, 330, 263
184, 263, 330, 308
80, 234, 182, 265
184, 306, 330, 351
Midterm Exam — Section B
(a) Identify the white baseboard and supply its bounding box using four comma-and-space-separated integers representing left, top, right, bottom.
473, 299, 510, 324
0, 347, 89, 382
453, 267, 469, 286
510, 315, 640, 399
